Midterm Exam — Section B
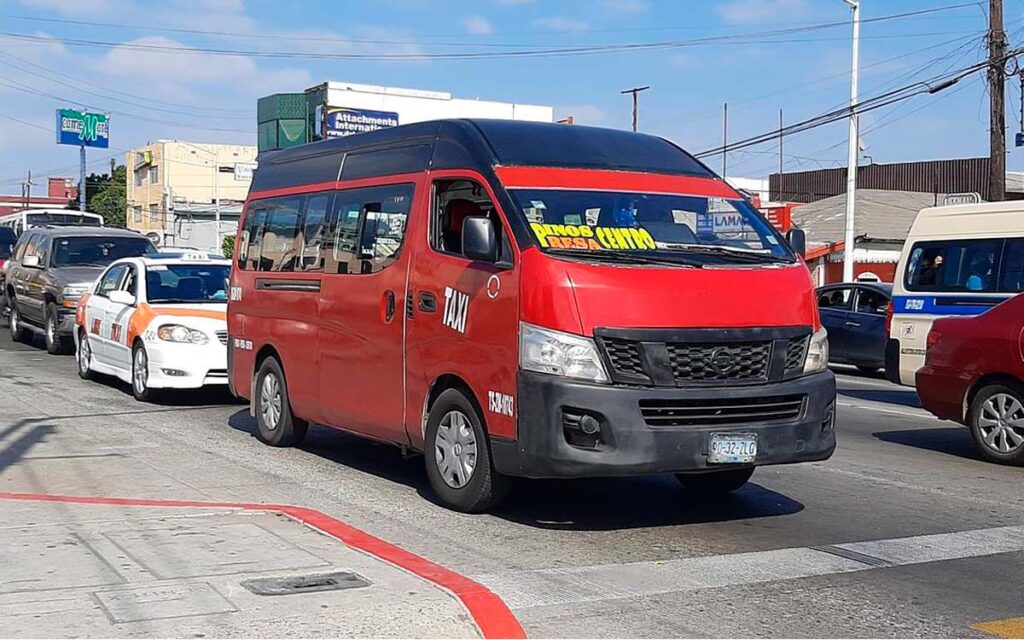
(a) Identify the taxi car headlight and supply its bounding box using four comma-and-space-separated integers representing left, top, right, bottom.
520, 322, 609, 383
804, 328, 830, 373
157, 324, 209, 344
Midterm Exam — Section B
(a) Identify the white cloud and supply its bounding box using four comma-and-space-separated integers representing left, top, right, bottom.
18, 0, 127, 18
601, 0, 649, 12
715, 0, 809, 24
532, 16, 590, 32
462, 15, 495, 35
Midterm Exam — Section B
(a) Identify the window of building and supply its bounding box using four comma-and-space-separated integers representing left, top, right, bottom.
150, 165, 159, 184
905, 239, 1001, 293
148, 204, 159, 223
133, 207, 142, 224
134, 169, 143, 188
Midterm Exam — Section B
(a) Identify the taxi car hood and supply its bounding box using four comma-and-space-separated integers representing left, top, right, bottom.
520, 250, 819, 335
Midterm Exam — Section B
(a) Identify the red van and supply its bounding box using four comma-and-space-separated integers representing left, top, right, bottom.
228, 120, 836, 512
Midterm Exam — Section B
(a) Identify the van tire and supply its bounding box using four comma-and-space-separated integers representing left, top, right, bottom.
254, 356, 308, 447
676, 467, 755, 493
424, 388, 510, 513
45, 303, 72, 355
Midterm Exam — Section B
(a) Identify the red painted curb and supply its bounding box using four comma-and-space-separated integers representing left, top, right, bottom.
0, 491, 526, 639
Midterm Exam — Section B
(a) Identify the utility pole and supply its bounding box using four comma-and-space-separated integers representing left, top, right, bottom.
723, 102, 729, 177
21, 170, 32, 210
988, 0, 1006, 201
620, 85, 650, 132
842, 0, 860, 283
778, 108, 784, 199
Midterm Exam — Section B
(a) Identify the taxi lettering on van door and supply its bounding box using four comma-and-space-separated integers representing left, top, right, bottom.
529, 223, 656, 251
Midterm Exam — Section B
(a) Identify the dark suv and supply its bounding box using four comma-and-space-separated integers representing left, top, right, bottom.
5, 227, 155, 353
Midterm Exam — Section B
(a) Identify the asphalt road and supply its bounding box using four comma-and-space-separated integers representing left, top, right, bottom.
1, 324, 1022, 638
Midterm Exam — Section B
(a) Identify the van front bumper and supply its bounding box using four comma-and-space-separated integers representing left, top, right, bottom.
491, 370, 837, 479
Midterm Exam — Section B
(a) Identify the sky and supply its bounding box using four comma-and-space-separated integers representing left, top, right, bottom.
0, 0, 1022, 193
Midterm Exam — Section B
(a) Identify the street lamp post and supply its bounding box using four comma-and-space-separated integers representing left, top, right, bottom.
842, 0, 861, 283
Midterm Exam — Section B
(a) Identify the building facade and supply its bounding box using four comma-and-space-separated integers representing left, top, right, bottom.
125, 141, 257, 251
0, 178, 77, 216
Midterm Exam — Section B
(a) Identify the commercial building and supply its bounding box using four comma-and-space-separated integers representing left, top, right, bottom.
0, 178, 77, 215
258, 81, 553, 152
125, 141, 257, 251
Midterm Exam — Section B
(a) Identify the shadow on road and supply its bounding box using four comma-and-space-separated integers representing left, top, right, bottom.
228, 409, 805, 531
0, 417, 57, 473
873, 427, 981, 461
841, 388, 921, 408
86, 370, 242, 407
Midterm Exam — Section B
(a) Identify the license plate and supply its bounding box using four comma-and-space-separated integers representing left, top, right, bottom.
708, 433, 757, 464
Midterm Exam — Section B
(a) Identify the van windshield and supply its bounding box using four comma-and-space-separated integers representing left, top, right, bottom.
510, 189, 793, 266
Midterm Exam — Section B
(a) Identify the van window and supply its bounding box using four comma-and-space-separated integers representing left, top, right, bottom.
999, 238, 1024, 292
239, 204, 268, 270
432, 178, 511, 261
299, 192, 332, 272
259, 197, 302, 272
905, 239, 1001, 293
325, 184, 414, 275
340, 145, 431, 181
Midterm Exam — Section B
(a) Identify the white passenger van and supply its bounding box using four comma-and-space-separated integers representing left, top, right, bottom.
886, 200, 1024, 386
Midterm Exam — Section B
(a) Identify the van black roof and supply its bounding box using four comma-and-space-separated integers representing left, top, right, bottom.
251, 119, 716, 193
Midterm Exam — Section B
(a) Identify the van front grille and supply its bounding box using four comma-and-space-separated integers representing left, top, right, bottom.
639, 395, 805, 427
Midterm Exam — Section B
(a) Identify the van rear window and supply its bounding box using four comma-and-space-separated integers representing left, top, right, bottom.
904, 239, 1019, 293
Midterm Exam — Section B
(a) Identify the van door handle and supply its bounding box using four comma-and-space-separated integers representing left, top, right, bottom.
845, 321, 861, 327
418, 291, 437, 313
383, 290, 396, 322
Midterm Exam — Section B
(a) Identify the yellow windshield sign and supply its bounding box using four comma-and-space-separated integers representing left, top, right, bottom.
530, 223, 656, 251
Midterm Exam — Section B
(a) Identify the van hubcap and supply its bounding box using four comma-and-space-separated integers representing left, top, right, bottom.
979, 393, 1024, 453
133, 349, 148, 394
260, 374, 282, 431
435, 410, 477, 489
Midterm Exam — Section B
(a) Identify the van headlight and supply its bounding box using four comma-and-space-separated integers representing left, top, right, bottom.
157, 324, 208, 344
520, 322, 609, 383
804, 328, 829, 373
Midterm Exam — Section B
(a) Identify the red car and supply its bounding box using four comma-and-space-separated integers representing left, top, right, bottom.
917, 293, 1024, 465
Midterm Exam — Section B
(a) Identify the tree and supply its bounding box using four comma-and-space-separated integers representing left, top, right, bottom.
75, 165, 127, 227
221, 235, 234, 259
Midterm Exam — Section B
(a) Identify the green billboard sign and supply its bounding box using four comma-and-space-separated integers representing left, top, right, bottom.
55, 108, 109, 148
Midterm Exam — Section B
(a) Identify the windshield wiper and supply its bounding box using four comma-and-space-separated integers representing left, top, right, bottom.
552, 248, 702, 268
657, 243, 790, 263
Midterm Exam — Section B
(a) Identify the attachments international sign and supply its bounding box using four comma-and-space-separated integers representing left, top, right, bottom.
55, 108, 110, 148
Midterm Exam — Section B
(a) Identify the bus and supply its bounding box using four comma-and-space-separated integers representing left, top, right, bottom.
886, 200, 1024, 386
227, 119, 836, 512
0, 209, 103, 236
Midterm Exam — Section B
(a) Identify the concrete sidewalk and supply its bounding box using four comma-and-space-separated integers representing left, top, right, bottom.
0, 395, 506, 638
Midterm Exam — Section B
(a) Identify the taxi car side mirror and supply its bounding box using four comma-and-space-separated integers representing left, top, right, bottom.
108, 290, 136, 306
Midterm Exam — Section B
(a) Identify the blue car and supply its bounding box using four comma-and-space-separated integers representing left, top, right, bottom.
816, 282, 893, 373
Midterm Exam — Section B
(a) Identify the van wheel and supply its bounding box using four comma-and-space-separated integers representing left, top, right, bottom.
45, 303, 72, 355
254, 357, 308, 447
969, 384, 1024, 466
77, 329, 95, 380
676, 467, 755, 493
132, 342, 159, 402
8, 302, 29, 343
424, 388, 510, 513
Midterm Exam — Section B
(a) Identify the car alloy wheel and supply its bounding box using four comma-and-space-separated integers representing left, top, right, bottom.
133, 347, 149, 395
977, 393, 1024, 454
259, 372, 282, 432
9, 306, 19, 338
78, 336, 91, 376
46, 314, 56, 349
434, 409, 478, 489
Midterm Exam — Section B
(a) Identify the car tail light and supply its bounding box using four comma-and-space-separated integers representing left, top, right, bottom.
926, 328, 942, 351
884, 300, 894, 336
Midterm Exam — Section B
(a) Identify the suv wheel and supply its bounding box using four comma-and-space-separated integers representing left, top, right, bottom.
969, 384, 1024, 466
8, 302, 29, 343
45, 302, 72, 355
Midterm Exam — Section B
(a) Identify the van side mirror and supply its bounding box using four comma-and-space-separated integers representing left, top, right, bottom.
786, 228, 806, 258
108, 290, 135, 306
462, 216, 498, 263
22, 255, 40, 268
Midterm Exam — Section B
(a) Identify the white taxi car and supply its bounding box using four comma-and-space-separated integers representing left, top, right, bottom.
74, 252, 232, 401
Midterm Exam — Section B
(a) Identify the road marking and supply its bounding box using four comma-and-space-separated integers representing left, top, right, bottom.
972, 617, 1024, 638
475, 524, 1024, 610
837, 400, 932, 420
0, 491, 524, 639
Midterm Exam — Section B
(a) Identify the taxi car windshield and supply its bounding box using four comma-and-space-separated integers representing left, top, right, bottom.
146, 264, 230, 303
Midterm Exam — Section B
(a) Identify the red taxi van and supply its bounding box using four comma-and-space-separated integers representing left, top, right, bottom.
228, 119, 836, 512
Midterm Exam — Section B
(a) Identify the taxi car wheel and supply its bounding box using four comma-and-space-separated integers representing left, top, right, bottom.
969, 384, 1024, 466
77, 329, 95, 380
254, 356, 308, 447
424, 388, 510, 513
676, 467, 755, 493
45, 303, 72, 355
131, 343, 160, 403
8, 302, 29, 343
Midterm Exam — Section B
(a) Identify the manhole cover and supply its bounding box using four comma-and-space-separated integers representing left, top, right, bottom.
241, 571, 371, 596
